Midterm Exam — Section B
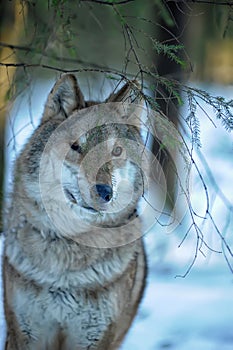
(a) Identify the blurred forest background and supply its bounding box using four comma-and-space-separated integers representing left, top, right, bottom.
1, 1, 233, 349
0, 0, 233, 266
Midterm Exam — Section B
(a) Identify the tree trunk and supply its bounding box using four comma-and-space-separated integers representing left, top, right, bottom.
0, 0, 26, 231
153, 2, 185, 208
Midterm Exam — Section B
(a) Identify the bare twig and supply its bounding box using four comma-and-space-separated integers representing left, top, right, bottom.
80, 0, 134, 5
166, 0, 233, 6
0, 42, 113, 71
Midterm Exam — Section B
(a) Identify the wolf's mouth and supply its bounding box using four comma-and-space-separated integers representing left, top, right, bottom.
82, 205, 98, 213
64, 188, 98, 212
64, 188, 77, 204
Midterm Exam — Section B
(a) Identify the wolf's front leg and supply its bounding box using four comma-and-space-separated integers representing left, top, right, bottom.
5, 325, 35, 350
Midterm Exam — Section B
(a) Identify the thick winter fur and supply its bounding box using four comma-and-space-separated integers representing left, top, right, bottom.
3, 74, 147, 350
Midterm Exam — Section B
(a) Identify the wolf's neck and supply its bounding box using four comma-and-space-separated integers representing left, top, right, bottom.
5, 214, 139, 291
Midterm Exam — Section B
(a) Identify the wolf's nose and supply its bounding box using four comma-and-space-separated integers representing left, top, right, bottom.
95, 184, 113, 202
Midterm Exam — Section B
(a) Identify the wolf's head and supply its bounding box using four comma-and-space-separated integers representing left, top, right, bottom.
18, 74, 148, 246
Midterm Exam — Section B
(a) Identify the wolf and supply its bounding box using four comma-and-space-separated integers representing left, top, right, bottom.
3, 74, 147, 350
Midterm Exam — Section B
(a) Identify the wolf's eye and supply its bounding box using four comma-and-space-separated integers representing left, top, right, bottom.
71, 142, 82, 153
112, 146, 123, 157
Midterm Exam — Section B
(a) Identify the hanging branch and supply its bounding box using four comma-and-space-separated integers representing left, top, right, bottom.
167, 0, 233, 6
79, 0, 134, 5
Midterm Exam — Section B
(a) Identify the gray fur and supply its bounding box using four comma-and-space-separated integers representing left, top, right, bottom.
3, 74, 147, 350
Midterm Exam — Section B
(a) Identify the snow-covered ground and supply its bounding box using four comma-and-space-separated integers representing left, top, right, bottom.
122, 262, 233, 350
0, 81, 232, 349
121, 83, 233, 349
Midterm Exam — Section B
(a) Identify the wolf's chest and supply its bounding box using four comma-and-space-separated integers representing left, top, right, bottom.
15, 286, 117, 348
45, 288, 115, 326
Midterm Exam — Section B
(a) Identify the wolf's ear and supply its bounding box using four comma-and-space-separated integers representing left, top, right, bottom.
42, 74, 85, 122
106, 80, 143, 104
106, 80, 144, 128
